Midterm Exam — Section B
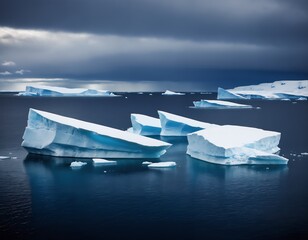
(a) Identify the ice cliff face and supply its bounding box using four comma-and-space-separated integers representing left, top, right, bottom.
18, 85, 116, 96
22, 109, 171, 158
158, 111, 217, 136
129, 114, 161, 136
217, 80, 308, 100
187, 125, 288, 165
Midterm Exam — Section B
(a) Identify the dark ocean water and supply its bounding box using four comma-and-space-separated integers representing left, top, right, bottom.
0, 92, 308, 240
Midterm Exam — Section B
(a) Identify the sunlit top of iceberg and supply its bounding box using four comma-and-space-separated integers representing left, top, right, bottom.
22, 109, 171, 158
218, 80, 308, 99
129, 114, 161, 136
162, 90, 185, 95
187, 125, 288, 165
193, 100, 252, 109
158, 110, 217, 136
18, 85, 116, 96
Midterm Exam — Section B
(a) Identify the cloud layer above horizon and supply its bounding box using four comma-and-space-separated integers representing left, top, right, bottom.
0, 0, 307, 90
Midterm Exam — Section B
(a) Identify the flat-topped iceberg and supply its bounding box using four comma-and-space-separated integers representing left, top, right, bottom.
92, 158, 117, 166
187, 125, 288, 165
193, 100, 252, 109
22, 109, 171, 158
129, 114, 161, 136
162, 90, 185, 95
158, 111, 217, 136
148, 162, 176, 168
217, 80, 308, 100
18, 85, 116, 96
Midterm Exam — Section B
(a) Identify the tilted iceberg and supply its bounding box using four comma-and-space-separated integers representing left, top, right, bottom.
22, 109, 171, 158
187, 125, 288, 165
217, 80, 308, 100
18, 85, 116, 96
162, 90, 185, 95
193, 100, 252, 109
158, 111, 217, 136
129, 114, 161, 136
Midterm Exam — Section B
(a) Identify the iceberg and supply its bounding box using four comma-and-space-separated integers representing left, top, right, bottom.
92, 158, 117, 166
148, 162, 176, 168
0, 156, 10, 160
129, 114, 161, 136
142, 161, 153, 165
158, 111, 217, 136
217, 80, 308, 100
22, 109, 171, 158
162, 90, 185, 95
187, 125, 288, 165
70, 161, 87, 169
18, 85, 116, 96
193, 100, 252, 109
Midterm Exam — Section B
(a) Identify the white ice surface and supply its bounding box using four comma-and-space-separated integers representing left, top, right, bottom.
193, 100, 252, 109
187, 125, 288, 165
92, 158, 117, 165
148, 162, 176, 168
218, 80, 308, 100
70, 161, 87, 168
0, 156, 10, 160
18, 85, 116, 96
158, 111, 217, 136
162, 90, 185, 95
22, 109, 171, 158
129, 114, 161, 135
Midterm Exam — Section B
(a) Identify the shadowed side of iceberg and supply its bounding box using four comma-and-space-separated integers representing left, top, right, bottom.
129, 114, 161, 136
21, 109, 171, 158
158, 111, 217, 136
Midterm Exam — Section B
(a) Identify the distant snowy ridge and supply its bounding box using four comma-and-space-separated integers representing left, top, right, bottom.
22, 109, 171, 158
187, 125, 288, 165
193, 100, 252, 109
18, 85, 116, 96
218, 80, 308, 100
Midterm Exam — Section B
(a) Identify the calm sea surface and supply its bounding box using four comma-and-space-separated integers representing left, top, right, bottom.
0, 93, 308, 240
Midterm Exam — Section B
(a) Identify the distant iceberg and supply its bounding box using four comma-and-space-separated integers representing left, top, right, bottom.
187, 125, 288, 165
70, 161, 87, 169
158, 111, 217, 136
22, 109, 171, 158
92, 158, 117, 166
18, 85, 116, 96
193, 100, 253, 109
217, 80, 308, 100
162, 90, 185, 95
129, 114, 161, 136
148, 162, 176, 168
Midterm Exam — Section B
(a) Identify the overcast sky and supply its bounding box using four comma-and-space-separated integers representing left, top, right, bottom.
0, 0, 307, 91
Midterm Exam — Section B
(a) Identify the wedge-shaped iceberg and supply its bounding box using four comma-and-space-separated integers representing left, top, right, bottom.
22, 109, 171, 158
162, 90, 185, 95
193, 100, 252, 109
129, 114, 161, 136
187, 125, 288, 165
158, 111, 217, 136
217, 80, 308, 100
18, 85, 116, 96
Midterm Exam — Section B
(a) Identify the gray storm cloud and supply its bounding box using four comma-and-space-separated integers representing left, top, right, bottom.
0, 0, 307, 90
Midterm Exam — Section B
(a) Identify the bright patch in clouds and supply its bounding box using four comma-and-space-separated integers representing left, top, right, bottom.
2, 61, 16, 66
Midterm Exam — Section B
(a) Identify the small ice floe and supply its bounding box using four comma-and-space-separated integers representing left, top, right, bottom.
11, 157, 18, 159
70, 161, 87, 169
125, 96, 128, 99
142, 161, 152, 165
148, 161, 176, 168
297, 97, 307, 100
92, 158, 117, 166
0, 156, 10, 160
149, 93, 153, 96
301, 152, 308, 156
